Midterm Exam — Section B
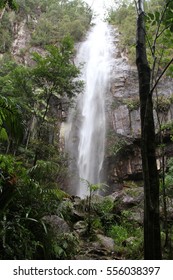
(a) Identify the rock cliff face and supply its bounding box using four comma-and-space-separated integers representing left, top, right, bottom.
11, 18, 45, 65
12, 19, 30, 57
106, 30, 173, 188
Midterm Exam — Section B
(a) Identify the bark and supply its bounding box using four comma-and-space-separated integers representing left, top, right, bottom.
136, 1, 162, 259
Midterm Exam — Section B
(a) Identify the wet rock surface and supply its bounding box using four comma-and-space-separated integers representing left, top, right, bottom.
106, 31, 173, 188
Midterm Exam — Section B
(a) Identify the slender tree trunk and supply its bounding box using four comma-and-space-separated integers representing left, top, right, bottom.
136, 0, 162, 259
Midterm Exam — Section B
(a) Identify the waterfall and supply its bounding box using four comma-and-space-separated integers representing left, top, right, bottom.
65, 20, 114, 197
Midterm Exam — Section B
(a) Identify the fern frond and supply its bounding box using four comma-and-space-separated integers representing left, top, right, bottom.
0, 96, 24, 142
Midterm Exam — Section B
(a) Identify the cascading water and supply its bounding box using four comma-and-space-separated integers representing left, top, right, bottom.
65, 19, 114, 197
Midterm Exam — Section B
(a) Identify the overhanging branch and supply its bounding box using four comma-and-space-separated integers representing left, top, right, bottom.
150, 58, 173, 95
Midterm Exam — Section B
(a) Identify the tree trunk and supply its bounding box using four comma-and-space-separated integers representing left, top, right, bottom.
136, 0, 162, 259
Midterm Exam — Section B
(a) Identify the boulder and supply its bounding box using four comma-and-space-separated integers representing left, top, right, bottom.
97, 234, 115, 252
42, 215, 70, 235
73, 220, 87, 236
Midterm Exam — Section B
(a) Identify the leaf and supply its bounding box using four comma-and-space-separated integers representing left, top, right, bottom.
0, 128, 9, 142
41, 220, 48, 234
26, 217, 39, 223
63, 241, 68, 249
53, 245, 64, 257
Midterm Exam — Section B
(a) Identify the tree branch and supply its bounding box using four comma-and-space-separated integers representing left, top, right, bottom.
150, 58, 173, 95
138, 0, 144, 14
157, 22, 173, 39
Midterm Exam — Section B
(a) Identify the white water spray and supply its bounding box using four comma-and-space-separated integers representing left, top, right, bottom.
65, 20, 114, 197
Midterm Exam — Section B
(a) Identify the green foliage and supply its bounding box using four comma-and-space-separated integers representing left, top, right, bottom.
78, 180, 116, 236
154, 95, 171, 112
0, 0, 17, 10
0, 35, 81, 264
0, 61, 31, 98
109, 224, 128, 243
164, 158, 173, 194
0, 95, 24, 143
16, 135, 70, 190
0, 154, 74, 259
0, 59, 34, 144
123, 97, 140, 111
108, 211, 143, 259
107, 1, 136, 63
144, 0, 173, 73
0, 11, 14, 52
54, 232, 79, 259
107, 0, 173, 69
31, 38, 81, 100
0, 34, 82, 159
161, 121, 173, 132
57, 199, 74, 222
93, 196, 114, 234
29, 160, 61, 183
30, 0, 92, 46
0, 0, 92, 56
79, 181, 106, 235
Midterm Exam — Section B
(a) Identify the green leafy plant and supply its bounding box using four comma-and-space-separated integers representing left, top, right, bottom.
108, 211, 143, 259
53, 232, 79, 260
0, 96, 24, 143
154, 95, 171, 112
30, 0, 92, 46
93, 196, 114, 234
79, 180, 104, 235
0, 0, 17, 10
0, 154, 64, 259
123, 98, 140, 111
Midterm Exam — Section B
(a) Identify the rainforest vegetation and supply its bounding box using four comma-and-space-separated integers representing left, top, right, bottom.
0, 0, 173, 260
